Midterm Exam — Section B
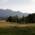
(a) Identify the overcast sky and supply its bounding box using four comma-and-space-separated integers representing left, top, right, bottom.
0, 0, 34, 13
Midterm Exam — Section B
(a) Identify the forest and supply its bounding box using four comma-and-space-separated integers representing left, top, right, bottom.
6, 13, 35, 24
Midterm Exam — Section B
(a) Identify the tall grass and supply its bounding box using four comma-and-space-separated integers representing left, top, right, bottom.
0, 26, 32, 35
0, 22, 34, 35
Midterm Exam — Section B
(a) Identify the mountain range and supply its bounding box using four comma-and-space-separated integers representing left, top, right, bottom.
0, 9, 29, 18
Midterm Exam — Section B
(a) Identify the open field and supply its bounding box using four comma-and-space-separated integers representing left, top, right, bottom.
0, 21, 32, 28
0, 20, 34, 27
0, 22, 32, 35
0, 20, 35, 35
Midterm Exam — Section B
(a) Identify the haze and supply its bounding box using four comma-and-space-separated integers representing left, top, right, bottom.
0, 0, 34, 13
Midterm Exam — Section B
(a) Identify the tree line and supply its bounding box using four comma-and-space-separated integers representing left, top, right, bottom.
6, 13, 35, 24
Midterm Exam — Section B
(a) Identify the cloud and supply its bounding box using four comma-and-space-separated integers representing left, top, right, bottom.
0, 0, 8, 4
0, 0, 31, 6
32, 0, 35, 12
7, 0, 31, 5
0, 0, 31, 5
32, 0, 35, 2
0, 0, 32, 13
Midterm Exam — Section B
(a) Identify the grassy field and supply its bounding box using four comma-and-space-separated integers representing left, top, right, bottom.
0, 20, 34, 35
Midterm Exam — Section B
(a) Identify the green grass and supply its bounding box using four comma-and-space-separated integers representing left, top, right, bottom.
0, 22, 35, 35
0, 27, 32, 35
32, 24, 35, 35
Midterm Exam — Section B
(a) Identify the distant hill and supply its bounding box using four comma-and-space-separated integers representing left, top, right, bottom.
0, 9, 28, 18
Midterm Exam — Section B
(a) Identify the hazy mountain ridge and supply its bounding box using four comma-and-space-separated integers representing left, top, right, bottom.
0, 9, 28, 17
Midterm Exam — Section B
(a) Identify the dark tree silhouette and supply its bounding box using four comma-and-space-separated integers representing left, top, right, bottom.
6, 16, 12, 22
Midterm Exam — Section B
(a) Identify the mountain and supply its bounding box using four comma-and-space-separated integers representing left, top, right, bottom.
0, 9, 28, 17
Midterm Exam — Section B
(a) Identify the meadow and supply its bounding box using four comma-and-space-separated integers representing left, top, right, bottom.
0, 20, 34, 35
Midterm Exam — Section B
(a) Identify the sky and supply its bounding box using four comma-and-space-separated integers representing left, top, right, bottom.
0, 0, 34, 13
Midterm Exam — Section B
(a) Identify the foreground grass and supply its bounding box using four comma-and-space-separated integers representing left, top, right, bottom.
0, 21, 35, 35
0, 27, 32, 35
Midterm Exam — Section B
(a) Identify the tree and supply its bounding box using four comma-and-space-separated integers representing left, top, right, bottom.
25, 14, 32, 23
25, 13, 35, 23
15, 15, 18, 23
21, 16, 24, 23
6, 16, 12, 22
31, 13, 35, 23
